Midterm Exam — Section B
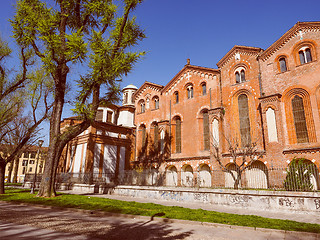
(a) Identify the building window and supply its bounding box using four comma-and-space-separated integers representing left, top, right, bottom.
187, 85, 193, 99
131, 93, 135, 104
22, 167, 25, 174
201, 83, 207, 95
23, 152, 29, 158
238, 94, 251, 146
203, 110, 209, 150
29, 167, 32, 172
30, 153, 36, 159
292, 95, 309, 143
29, 160, 35, 164
22, 160, 28, 166
140, 101, 145, 113
299, 48, 312, 64
175, 117, 181, 153
153, 123, 159, 150
235, 70, 245, 83
96, 109, 103, 121
153, 97, 159, 109
279, 57, 287, 72
124, 92, 128, 104
107, 111, 113, 123
160, 130, 165, 153
174, 91, 179, 103
141, 125, 146, 148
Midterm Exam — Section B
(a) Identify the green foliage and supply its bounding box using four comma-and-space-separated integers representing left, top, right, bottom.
1, 188, 320, 233
284, 158, 315, 191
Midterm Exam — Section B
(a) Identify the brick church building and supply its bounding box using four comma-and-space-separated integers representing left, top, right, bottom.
59, 21, 320, 190
132, 21, 320, 189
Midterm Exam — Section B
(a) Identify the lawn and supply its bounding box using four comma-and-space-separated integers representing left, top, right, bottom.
1, 188, 320, 233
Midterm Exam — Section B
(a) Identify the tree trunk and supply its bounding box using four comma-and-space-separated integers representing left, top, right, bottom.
7, 162, 13, 183
0, 161, 6, 194
12, 157, 19, 183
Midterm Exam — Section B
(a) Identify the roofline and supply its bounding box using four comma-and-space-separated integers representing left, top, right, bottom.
133, 81, 164, 99
258, 21, 320, 61
217, 45, 263, 68
161, 64, 219, 93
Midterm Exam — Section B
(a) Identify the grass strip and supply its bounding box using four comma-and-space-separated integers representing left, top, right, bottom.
1, 188, 319, 233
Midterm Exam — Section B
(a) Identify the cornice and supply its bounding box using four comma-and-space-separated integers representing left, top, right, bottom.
133, 81, 164, 100
161, 64, 219, 94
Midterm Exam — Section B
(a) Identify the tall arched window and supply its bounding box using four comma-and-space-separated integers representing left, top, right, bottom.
160, 129, 165, 153
153, 122, 159, 149
292, 95, 309, 143
279, 57, 287, 72
238, 94, 251, 146
175, 117, 181, 153
124, 92, 128, 104
187, 85, 193, 99
203, 110, 209, 150
141, 124, 146, 148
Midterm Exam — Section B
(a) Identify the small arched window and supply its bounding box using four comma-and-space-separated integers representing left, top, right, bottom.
153, 96, 159, 109
299, 48, 312, 64
124, 92, 128, 104
279, 57, 287, 72
174, 91, 179, 104
201, 82, 207, 96
187, 85, 193, 99
235, 69, 245, 83
139, 101, 145, 113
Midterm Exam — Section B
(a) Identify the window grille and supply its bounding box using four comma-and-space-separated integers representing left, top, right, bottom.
238, 94, 251, 146
176, 118, 181, 153
292, 95, 309, 143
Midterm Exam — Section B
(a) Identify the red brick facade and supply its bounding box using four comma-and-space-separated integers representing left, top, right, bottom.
133, 22, 320, 189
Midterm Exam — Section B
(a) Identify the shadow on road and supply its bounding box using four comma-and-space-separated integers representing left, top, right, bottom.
0, 202, 193, 240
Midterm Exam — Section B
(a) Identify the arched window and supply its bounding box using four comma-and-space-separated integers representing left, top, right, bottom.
139, 101, 145, 113
299, 48, 312, 64
174, 91, 179, 104
131, 93, 135, 104
292, 95, 309, 143
124, 92, 128, 104
175, 117, 181, 153
140, 124, 146, 148
160, 129, 165, 153
202, 110, 209, 150
238, 94, 251, 146
201, 82, 207, 96
187, 85, 193, 99
279, 57, 287, 72
235, 69, 245, 83
152, 96, 159, 109
152, 122, 159, 149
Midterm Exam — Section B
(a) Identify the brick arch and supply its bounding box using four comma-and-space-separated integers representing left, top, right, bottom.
282, 87, 316, 144
196, 106, 210, 119
263, 103, 279, 113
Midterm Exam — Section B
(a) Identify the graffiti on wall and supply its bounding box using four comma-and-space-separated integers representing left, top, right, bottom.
229, 195, 250, 205
279, 198, 294, 207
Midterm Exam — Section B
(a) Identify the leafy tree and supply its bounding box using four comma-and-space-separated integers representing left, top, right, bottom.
12, 0, 145, 197
283, 158, 315, 191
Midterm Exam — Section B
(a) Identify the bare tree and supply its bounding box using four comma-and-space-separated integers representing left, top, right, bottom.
211, 134, 264, 189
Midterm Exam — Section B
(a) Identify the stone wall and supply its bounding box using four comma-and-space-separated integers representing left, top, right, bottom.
111, 185, 320, 213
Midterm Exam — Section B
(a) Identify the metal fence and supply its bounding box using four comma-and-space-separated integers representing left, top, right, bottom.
25, 162, 320, 192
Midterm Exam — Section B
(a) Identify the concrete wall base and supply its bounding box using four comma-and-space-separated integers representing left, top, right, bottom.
111, 185, 320, 213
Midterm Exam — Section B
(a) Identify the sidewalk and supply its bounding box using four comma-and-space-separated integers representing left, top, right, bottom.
60, 189, 320, 225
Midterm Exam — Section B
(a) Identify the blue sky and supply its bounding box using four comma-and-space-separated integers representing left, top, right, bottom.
1, 0, 320, 145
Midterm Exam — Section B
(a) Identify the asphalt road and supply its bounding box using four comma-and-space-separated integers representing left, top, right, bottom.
0, 202, 318, 240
